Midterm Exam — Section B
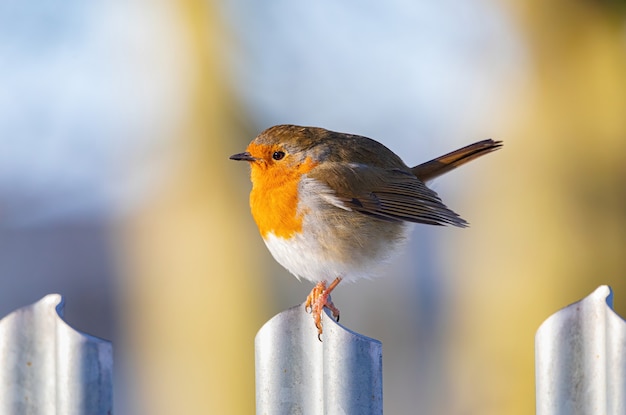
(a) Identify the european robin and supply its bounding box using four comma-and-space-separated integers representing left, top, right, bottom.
231, 124, 501, 339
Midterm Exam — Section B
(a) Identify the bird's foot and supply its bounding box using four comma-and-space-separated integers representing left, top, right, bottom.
305, 277, 342, 341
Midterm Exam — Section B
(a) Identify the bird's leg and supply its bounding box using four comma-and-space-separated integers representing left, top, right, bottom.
305, 277, 342, 340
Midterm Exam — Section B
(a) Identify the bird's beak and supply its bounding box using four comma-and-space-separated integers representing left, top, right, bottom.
230, 152, 257, 162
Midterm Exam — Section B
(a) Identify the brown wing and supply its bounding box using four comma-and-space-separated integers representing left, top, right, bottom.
308, 162, 467, 227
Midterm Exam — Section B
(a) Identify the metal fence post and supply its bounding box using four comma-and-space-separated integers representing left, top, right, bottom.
255, 304, 383, 415
536, 285, 626, 415
0, 294, 113, 415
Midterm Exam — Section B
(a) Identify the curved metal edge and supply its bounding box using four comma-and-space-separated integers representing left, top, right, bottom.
535, 285, 626, 415
255, 303, 383, 415
0, 294, 113, 415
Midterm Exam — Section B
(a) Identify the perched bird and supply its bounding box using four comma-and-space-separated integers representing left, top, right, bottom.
231, 125, 501, 339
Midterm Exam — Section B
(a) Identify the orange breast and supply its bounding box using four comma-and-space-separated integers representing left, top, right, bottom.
249, 155, 318, 239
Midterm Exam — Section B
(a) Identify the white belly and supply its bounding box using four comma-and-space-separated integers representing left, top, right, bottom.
262, 221, 413, 284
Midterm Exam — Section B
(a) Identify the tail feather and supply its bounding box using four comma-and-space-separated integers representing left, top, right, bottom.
412, 139, 502, 182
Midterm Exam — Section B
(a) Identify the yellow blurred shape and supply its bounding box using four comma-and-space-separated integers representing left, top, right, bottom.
114, 1, 265, 414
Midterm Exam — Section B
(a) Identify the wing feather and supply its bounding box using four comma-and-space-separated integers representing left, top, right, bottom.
307, 163, 467, 227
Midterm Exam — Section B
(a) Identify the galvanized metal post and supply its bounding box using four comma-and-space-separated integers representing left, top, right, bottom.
255, 304, 383, 415
536, 285, 626, 415
0, 294, 113, 415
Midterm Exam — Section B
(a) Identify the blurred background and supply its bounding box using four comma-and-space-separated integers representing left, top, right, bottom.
1, 0, 625, 414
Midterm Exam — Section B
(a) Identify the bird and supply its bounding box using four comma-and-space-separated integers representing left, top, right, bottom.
230, 124, 501, 340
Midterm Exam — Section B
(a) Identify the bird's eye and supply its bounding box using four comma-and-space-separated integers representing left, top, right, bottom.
272, 151, 285, 161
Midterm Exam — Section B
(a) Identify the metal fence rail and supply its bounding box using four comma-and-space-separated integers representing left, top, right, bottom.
0, 286, 624, 414
536, 285, 626, 415
0, 294, 113, 415
255, 304, 383, 415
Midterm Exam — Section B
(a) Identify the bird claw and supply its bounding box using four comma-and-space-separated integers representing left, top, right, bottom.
304, 277, 342, 341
